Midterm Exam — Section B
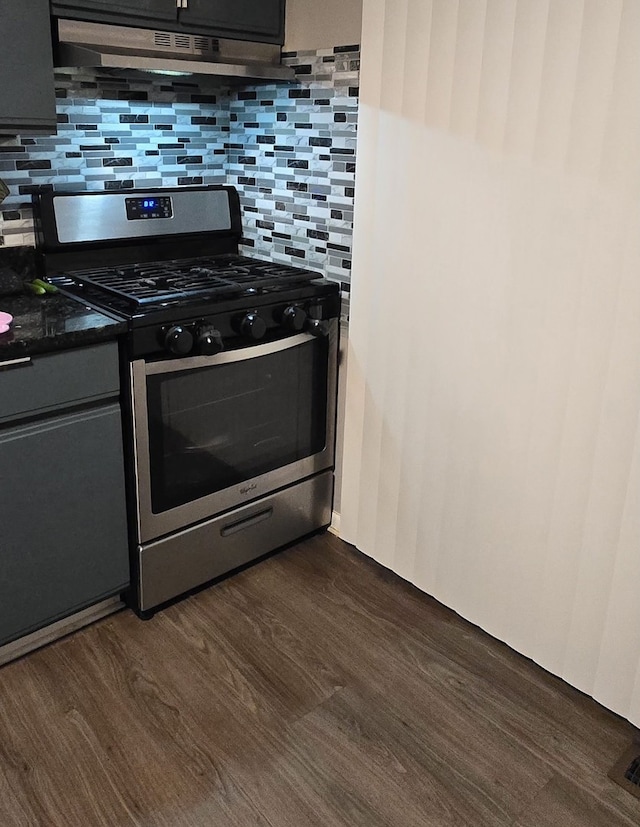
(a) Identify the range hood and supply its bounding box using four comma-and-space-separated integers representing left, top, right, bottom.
54, 20, 295, 82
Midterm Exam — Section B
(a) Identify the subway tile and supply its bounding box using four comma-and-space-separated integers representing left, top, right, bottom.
119, 114, 149, 123
177, 176, 204, 185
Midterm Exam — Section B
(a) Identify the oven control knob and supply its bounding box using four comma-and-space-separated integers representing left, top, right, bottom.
305, 318, 330, 337
196, 325, 224, 355
281, 305, 307, 332
164, 325, 193, 355
240, 312, 267, 340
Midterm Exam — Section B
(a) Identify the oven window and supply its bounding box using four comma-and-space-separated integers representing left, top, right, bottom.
146, 338, 329, 512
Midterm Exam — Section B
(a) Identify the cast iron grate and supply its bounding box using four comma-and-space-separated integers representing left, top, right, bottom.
609, 744, 640, 800
67, 254, 318, 306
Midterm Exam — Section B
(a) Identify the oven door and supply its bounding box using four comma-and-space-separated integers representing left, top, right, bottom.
130, 321, 338, 543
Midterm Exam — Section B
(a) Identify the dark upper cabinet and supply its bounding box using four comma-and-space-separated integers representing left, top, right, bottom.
179, 0, 284, 41
51, 0, 286, 44
0, 0, 57, 135
50, 0, 177, 27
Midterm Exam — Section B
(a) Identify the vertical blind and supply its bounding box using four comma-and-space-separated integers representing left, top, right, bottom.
341, 0, 640, 726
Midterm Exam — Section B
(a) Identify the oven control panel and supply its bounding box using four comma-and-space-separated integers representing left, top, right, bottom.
129, 285, 341, 361
125, 196, 173, 221
161, 305, 316, 356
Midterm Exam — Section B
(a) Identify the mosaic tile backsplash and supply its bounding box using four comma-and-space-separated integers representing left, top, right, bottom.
0, 45, 359, 299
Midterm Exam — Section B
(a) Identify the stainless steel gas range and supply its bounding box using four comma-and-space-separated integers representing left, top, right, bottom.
34, 185, 340, 616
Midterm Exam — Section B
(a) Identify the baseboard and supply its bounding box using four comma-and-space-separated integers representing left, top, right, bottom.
329, 510, 341, 536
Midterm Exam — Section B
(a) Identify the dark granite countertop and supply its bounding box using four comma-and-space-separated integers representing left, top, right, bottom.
0, 246, 126, 359
0, 293, 126, 360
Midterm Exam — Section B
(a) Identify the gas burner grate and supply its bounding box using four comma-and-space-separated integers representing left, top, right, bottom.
69, 255, 318, 306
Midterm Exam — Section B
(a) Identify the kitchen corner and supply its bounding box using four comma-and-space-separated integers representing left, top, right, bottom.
0, 48, 359, 323
0, 0, 359, 662
3, 3, 640, 825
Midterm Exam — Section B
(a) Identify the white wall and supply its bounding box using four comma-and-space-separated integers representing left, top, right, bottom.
285, 0, 362, 51
342, 0, 640, 726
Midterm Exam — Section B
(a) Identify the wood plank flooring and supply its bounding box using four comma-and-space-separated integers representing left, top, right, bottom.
0, 532, 639, 826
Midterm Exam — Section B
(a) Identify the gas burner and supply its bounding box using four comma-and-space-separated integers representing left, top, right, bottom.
67, 255, 319, 307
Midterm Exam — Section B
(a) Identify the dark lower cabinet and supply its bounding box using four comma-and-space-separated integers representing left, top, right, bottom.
0, 343, 130, 648
51, 0, 286, 44
0, 0, 57, 135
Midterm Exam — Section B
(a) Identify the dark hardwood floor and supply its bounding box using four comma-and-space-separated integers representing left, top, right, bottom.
0, 532, 639, 826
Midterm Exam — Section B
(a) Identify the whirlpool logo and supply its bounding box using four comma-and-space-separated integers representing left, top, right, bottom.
239, 483, 258, 495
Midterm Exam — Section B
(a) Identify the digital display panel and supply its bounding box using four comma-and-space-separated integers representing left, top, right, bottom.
125, 196, 173, 220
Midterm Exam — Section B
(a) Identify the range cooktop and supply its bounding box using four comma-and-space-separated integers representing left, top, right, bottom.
50, 254, 319, 309
34, 185, 340, 342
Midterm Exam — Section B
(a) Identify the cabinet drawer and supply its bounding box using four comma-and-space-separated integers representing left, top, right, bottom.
0, 342, 120, 423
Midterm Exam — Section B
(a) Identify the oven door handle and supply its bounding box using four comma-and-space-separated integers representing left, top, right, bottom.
143, 330, 325, 376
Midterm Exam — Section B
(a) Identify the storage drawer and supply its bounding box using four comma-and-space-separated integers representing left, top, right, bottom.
0, 342, 120, 423
138, 470, 333, 611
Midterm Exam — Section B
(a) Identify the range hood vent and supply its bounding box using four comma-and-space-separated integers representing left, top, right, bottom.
54, 20, 295, 83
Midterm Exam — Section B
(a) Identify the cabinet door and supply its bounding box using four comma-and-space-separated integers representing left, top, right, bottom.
0, 0, 56, 135
51, 0, 177, 28
179, 0, 285, 43
0, 404, 130, 647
